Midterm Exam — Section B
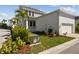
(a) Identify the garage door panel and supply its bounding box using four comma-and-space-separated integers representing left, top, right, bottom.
61, 25, 72, 34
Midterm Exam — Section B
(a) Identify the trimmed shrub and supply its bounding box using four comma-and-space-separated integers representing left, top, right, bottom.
0, 38, 17, 54
12, 26, 28, 41
0, 37, 25, 54
16, 37, 25, 47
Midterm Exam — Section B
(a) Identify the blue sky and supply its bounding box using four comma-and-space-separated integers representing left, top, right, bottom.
0, 5, 79, 21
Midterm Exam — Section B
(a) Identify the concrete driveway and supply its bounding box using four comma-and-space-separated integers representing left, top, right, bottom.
59, 33, 79, 54
66, 33, 79, 38
0, 29, 10, 48
60, 42, 79, 54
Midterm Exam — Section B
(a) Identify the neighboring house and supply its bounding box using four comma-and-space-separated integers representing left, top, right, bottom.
18, 6, 75, 35
75, 16, 79, 26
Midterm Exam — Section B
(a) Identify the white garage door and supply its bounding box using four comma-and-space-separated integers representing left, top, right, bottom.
61, 25, 72, 34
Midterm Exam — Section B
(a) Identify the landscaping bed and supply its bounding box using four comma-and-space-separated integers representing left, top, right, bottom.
27, 35, 74, 54
0, 26, 74, 54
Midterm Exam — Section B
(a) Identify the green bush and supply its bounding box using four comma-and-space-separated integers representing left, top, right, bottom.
0, 37, 25, 54
0, 38, 17, 54
0, 23, 8, 29
16, 37, 25, 47
12, 26, 28, 41
76, 23, 79, 33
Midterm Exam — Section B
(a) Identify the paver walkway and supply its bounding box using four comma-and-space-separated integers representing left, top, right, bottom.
0, 29, 10, 48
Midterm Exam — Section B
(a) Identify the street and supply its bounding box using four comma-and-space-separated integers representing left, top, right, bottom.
0, 29, 10, 48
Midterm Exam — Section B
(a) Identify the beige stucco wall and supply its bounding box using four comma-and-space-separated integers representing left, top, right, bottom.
35, 11, 59, 33
28, 10, 75, 35
34, 13, 42, 17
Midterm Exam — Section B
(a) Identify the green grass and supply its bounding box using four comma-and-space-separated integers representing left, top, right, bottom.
27, 35, 73, 54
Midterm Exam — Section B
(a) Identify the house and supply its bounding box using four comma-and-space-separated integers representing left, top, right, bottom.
18, 6, 75, 35
17, 6, 45, 29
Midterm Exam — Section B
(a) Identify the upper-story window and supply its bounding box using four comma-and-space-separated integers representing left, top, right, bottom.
32, 12, 34, 16
29, 11, 34, 17
29, 11, 31, 16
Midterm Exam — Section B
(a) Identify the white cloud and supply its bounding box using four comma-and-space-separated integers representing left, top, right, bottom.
60, 6, 79, 16
50, 5, 79, 16
60, 7, 76, 13
50, 5, 60, 7
0, 12, 13, 20
0, 12, 8, 17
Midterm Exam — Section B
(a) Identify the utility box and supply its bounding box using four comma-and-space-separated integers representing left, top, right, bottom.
29, 34, 39, 44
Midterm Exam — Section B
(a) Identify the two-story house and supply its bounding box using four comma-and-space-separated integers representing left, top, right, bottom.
17, 6, 45, 31
18, 6, 75, 35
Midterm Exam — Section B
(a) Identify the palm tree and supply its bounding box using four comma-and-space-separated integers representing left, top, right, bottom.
13, 17, 20, 25
16, 9, 29, 21
15, 6, 29, 29
2, 19, 7, 23
9, 18, 18, 39
9, 18, 16, 25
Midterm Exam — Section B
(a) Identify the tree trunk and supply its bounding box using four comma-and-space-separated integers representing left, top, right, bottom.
26, 20, 28, 29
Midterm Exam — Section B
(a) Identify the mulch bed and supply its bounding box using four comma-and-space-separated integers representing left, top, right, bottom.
17, 45, 32, 54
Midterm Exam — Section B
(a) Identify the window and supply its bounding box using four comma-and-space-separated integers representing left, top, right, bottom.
29, 11, 34, 17
29, 11, 31, 16
33, 21, 36, 26
32, 12, 34, 16
30, 21, 32, 26
29, 20, 36, 27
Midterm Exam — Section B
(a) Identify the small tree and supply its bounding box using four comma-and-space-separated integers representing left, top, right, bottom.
15, 6, 29, 29
1, 19, 7, 23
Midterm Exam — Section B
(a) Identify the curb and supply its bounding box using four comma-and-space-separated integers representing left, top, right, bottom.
39, 38, 79, 54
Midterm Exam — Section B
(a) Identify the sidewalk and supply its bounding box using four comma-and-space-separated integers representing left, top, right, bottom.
39, 38, 79, 54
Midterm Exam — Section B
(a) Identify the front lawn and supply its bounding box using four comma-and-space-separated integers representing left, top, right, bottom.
27, 35, 73, 54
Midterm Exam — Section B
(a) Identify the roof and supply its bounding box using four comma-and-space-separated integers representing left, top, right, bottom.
19, 6, 45, 15
59, 9, 75, 17
32, 9, 75, 20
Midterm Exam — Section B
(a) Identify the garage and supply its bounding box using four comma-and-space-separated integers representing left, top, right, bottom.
61, 23, 73, 34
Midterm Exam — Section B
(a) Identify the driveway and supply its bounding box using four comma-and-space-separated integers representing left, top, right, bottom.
66, 33, 79, 38
59, 33, 79, 54
0, 29, 10, 48
60, 42, 79, 54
